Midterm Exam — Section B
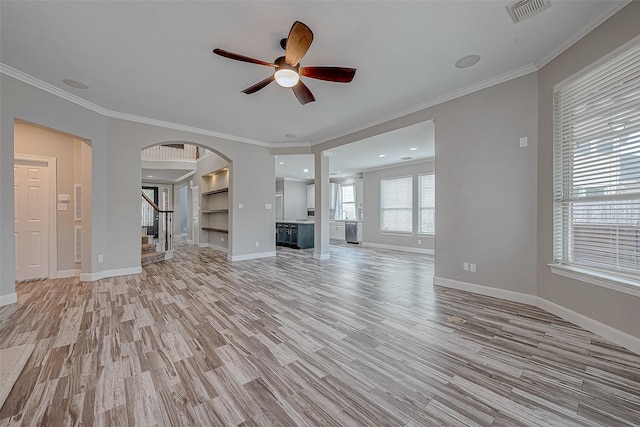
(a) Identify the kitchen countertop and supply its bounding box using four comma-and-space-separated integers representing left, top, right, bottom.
276, 220, 315, 224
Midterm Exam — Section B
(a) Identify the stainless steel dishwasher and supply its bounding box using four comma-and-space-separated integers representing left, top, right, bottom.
345, 221, 358, 244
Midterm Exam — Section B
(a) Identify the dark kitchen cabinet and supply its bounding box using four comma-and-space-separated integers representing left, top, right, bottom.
276, 222, 314, 249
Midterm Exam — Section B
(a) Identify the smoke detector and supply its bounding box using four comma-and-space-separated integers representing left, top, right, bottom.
507, 0, 551, 23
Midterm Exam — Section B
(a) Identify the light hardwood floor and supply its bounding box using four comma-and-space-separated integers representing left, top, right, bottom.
1, 241, 639, 426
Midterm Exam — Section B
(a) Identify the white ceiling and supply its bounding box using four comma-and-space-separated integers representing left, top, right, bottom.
275, 120, 435, 180
0, 1, 625, 148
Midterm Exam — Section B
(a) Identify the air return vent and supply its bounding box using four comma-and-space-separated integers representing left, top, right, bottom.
506, 0, 551, 23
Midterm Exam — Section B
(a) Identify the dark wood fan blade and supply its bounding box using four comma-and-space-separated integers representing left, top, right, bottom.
285, 21, 313, 67
242, 75, 275, 94
292, 80, 315, 105
299, 67, 356, 83
213, 49, 275, 67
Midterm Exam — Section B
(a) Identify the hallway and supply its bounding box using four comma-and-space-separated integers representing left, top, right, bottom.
0, 243, 639, 426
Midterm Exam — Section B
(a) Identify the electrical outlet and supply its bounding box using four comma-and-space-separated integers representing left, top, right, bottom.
418, 239, 422, 245
221, 237, 225, 242
98, 254, 103, 262
255, 241, 259, 247
470, 263, 476, 272
463, 262, 469, 271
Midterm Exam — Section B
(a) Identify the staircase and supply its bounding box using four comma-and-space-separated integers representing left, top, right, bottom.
141, 235, 165, 266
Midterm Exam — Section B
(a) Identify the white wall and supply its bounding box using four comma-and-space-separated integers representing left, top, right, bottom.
283, 179, 307, 220
362, 161, 435, 252
536, 2, 640, 338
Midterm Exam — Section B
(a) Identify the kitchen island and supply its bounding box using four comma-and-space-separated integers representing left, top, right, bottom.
276, 221, 314, 249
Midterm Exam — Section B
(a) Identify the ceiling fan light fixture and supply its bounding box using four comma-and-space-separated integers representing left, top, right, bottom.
274, 68, 300, 87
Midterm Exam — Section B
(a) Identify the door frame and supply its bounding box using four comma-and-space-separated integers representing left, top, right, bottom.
14, 154, 58, 280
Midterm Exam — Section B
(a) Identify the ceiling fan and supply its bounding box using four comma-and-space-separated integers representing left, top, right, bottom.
213, 21, 356, 105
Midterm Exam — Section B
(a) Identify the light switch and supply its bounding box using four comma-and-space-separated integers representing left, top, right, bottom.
265, 204, 272, 210
57, 204, 67, 211
519, 137, 528, 148
238, 203, 244, 209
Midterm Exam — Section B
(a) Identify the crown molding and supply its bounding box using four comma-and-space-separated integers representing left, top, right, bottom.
311, 63, 538, 146
535, 0, 631, 69
0, 63, 272, 148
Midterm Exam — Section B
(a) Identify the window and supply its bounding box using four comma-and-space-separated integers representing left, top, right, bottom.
418, 174, 435, 234
553, 43, 640, 281
340, 183, 356, 220
380, 177, 412, 233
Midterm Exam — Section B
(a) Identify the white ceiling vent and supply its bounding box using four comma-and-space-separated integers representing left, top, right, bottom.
507, 0, 551, 23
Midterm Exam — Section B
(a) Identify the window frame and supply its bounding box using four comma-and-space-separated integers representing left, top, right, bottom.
379, 175, 413, 234
551, 40, 640, 293
418, 173, 435, 235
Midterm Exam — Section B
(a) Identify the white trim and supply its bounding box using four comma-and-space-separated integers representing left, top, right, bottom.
433, 276, 640, 355
362, 242, 434, 255
163, 251, 173, 260
0, 293, 18, 307
536, 298, 640, 356
433, 277, 537, 305
229, 251, 276, 262
535, 1, 631, 69
14, 154, 58, 282
0, 64, 270, 148
80, 266, 142, 282
51, 269, 80, 279
314, 252, 330, 261
548, 264, 640, 298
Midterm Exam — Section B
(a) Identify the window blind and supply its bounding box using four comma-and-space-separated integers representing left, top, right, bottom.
419, 174, 435, 234
380, 176, 412, 233
553, 42, 640, 279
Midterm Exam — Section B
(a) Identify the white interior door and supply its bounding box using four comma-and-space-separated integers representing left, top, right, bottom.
192, 186, 200, 245
14, 161, 50, 281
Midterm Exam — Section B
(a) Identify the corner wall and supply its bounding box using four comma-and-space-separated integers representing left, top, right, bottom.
536, 2, 640, 339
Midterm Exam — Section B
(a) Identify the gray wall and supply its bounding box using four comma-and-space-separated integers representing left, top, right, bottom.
536, 2, 640, 338
283, 179, 307, 220
362, 161, 435, 252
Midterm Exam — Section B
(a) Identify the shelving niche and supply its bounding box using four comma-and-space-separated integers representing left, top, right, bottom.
201, 166, 229, 250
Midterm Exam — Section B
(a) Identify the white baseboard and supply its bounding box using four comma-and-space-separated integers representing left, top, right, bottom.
433, 276, 640, 355
433, 277, 538, 305
80, 266, 142, 282
362, 242, 435, 255
536, 298, 640, 356
164, 251, 173, 260
0, 293, 17, 307
51, 269, 80, 279
229, 251, 276, 262
314, 252, 330, 260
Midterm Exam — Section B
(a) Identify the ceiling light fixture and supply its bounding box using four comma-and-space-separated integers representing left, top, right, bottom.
455, 55, 481, 69
285, 133, 297, 138
62, 79, 89, 89
303, 168, 309, 172
409, 147, 418, 151
278, 161, 285, 165
274, 57, 300, 87
378, 154, 386, 158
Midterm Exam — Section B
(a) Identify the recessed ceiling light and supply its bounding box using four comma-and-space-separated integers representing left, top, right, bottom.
378, 154, 386, 158
455, 55, 481, 69
285, 133, 297, 138
303, 168, 309, 172
147, 175, 153, 178
278, 161, 285, 165
62, 79, 89, 89
409, 147, 418, 151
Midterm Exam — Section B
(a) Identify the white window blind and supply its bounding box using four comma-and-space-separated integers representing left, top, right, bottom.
419, 174, 435, 234
340, 184, 356, 220
380, 177, 412, 233
553, 42, 640, 280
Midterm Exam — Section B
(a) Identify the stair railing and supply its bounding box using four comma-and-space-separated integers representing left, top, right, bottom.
141, 191, 174, 252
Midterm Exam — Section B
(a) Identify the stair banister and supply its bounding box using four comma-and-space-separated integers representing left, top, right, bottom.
141, 191, 174, 251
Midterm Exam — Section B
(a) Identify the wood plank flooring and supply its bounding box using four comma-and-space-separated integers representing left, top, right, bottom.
1, 241, 639, 426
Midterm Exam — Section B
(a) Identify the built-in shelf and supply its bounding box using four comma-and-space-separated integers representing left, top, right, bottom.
201, 209, 229, 214
202, 187, 229, 196
202, 227, 228, 233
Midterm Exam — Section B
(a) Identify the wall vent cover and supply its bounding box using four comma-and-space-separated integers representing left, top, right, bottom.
507, 0, 551, 23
